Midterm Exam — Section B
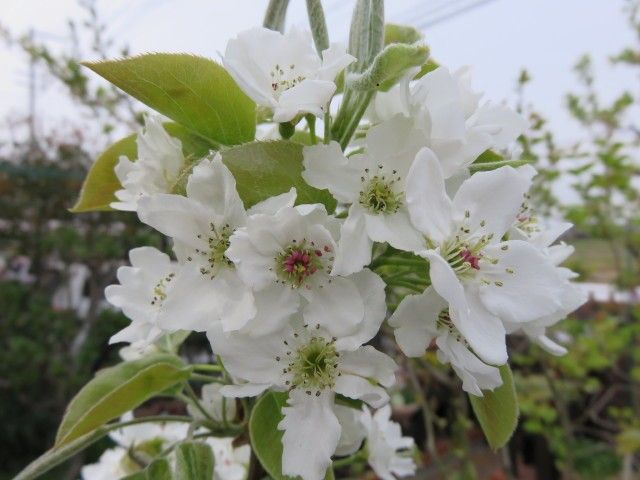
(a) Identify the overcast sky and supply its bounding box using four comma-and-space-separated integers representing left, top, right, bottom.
0, 0, 636, 148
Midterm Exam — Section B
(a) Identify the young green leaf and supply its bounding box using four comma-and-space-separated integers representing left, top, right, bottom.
221, 140, 336, 211
469, 364, 520, 450
384, 23, 423, 45
70, 123, 213, 212
249, 391, 288, 480
120, 458, 173, 480
55, 354, 191, 448
83, 54, 256, 146
175, 442, 215, 480
347, 43, 430, 92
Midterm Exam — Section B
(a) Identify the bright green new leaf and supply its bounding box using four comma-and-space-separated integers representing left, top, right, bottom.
70, 123, 213, 212
347, 43, 430, 92
83, 54, 256, 145
175, 442, 215, 480
384, 23, 423, 45
55, 354, 191, 448
469, 364, 519, 450
221, 140, 337, 211
249, 391, 288, 480
120, 458, 173, 480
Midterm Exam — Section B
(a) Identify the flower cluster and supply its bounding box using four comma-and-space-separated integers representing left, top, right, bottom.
105, 24, 584, 480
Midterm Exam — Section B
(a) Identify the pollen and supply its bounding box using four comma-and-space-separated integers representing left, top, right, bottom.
285, 336, 339, 393
275, 240, 327, 288
358, 168, 403, 215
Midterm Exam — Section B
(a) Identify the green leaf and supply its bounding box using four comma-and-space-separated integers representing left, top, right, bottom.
469, 364, 519, 450
120, 458, 173, 480
347, 43, 430, 92
384, 23, 423, 45
249, 391, 288, 480
175, 442, 215, 480
70, 123, 213, 212
83, 54, 256, 145
221, 140, 336, 211
55, 354, 191, 448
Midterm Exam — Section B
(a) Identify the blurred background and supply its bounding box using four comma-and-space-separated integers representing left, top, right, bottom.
0, 1, 638, 479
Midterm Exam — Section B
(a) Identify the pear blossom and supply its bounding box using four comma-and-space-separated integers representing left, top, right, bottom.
109, 412, 189, 448
507, 215, 587, 355
205, 438, 251, 480
224, 26, 355, 122
138, 155, 296, 335
111, 115, 186, 211
226, 203, 386, 339
81, 447, 129, 480
361, 405, 416, 480
208, 311, 397, 480
373, 66, 527, 178
105, 246, 178, 348
389, 287, 502, 395
302, 115, 427, 275
187, 383, 237, 423
404, 149, 568, 365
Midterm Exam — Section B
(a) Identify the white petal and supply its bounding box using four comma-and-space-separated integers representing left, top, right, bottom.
334, 269, 387, 351
302, 141, 361, 203
454, 287, 507, 365
278, 390, 341, 480
317, 43, 356, 81
364, 209, 425, 252
470, 103, 527, 148
331, 206, 373, 276
452, 165, 536, 238
241, 285, 300, 336
137, 194, 210, 250
206, 324, 283, 386
424, 251, 469, 318
220, 383, 271, 398
303, 276, 364, 337
389, 287, 446, 357
405, 148, 453, 243
274, 79, 335, 122
226, 228, 277, 290
480, 240, 565, 324
534, 335, 568, 356
247, 187, 297, 215
186, 155, 247, 228
333, 405, 365, 457
334, 374, 390, 409
339, 346, 398, 388
365, 115, 426, 175
437, 335, 503, 396
137, 115, 184, 178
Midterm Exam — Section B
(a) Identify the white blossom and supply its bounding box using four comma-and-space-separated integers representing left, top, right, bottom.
105, 246, 178, 348
226, 203, 386, 340
507, 216, 587, 354
81, 447, 129, 480
224, 26, 355, 122
404, 149, 568, 365
302, 116, 427, 275
361, 405, 416, 480
374, 66, 527, 178
389, 287, 502, 396
208, 312, 396, 480
187, 383, 237, 423
112, 115, 186, 211
205, 438, 251, 480
138, 155, 296, 334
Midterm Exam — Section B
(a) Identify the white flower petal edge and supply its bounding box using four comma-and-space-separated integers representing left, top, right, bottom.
405, 151, 570, 364
389, 287, 502, 395
207, 316, 397, 480
111, 115, 185, 211
223, 26, 354, 122
361, 405, 416, 480
302, 116, 427, 274
105, 246, 177, 347
373, 66, 526, 178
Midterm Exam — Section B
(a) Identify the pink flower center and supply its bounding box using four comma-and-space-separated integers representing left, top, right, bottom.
460, 249, 481, 270
277, 242, 331, 288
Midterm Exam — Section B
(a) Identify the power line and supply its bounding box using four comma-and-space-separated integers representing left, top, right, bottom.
415, 0, 499, 30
